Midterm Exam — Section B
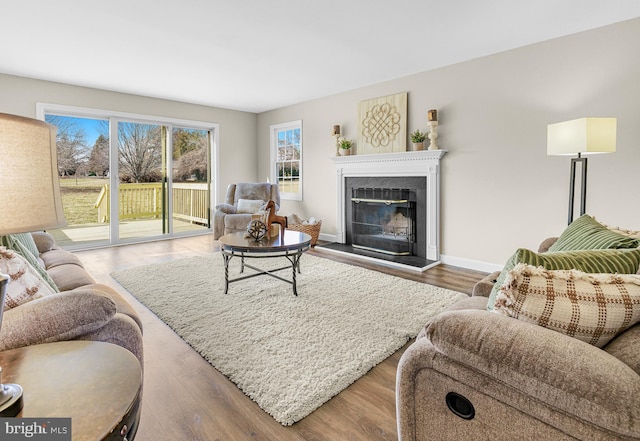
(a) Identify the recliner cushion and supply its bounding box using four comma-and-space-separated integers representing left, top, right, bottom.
604, 323, 640, 374
0, 290, 117, 352
47, 264, 96, 292
41, 248, 85, 269
234, 182, 272, 204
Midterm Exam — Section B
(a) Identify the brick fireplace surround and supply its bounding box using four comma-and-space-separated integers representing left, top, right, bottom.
327, 150, 446, 271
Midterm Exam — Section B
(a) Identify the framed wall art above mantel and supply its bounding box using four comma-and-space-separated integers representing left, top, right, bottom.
357, 92, 407, 155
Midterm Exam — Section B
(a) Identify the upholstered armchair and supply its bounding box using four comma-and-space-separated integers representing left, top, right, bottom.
213, 182, 281, 239
396, 216, 640, 441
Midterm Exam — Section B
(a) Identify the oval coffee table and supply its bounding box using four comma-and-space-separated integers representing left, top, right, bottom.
218, 230, 312, 296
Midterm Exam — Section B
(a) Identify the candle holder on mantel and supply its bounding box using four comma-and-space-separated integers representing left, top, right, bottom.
332, 124, 341, 156
427, 109, 440, 150
427, 121, 439, 150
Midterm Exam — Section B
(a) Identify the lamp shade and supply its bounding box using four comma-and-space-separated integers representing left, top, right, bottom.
547, 117, 617, 156
0, 113, 66, 235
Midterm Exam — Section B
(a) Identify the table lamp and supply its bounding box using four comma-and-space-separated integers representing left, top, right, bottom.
0, 112, 67, 416
547, 117, 616, 225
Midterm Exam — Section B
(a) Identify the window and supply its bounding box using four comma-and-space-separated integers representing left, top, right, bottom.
37, 103, 218, 249
271, 120, 302, 201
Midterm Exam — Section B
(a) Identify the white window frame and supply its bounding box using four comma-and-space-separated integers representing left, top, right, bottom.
35, 102, 220, 246
270, 120, 302, 201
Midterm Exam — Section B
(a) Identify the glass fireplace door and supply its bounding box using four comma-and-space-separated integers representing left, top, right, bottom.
351, 188, 416, 256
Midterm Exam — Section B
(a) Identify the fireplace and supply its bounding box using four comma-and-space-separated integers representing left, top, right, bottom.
351, 187, 416, 255
346, 177, 426, 259
329, 150, 445, 271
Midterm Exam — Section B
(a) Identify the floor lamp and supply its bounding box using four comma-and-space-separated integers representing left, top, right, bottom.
0, 112, 67, 416
547, 117, 616, 225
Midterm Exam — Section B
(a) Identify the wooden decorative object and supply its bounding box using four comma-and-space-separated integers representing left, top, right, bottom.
358, 92, 407, 154
264, 200, 287, 237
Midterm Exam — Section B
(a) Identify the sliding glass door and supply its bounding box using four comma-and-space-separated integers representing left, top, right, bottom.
43, 108, 215, 248
171, 127, 211, 234
116, 120, 165, 241
44, 114, 111, 247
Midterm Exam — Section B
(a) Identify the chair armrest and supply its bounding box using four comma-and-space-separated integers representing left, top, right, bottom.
415, 309, 640, 436
538, 236, 559, 253
31, 231, 58, 254
0, 290, 117, 351
471, 271, 500, 297
215, 203, 236, 214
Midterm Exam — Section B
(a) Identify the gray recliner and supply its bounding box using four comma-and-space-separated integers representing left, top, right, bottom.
213, 182, 281, 239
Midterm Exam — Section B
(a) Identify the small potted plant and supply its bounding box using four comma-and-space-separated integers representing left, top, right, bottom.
338, 138, 353, 156
410, 129, 426, 151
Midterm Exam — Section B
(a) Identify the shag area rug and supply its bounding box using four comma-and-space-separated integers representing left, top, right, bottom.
111, 253, 467, 425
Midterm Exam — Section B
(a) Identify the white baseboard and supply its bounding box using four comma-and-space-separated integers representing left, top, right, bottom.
440, 254, 503, 273
318, 233, 338, 243
317, 233, 502, 274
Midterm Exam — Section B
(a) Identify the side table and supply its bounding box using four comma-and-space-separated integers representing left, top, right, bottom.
0, 341, 142, 441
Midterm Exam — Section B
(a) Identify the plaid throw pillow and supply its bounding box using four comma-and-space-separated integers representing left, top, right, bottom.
487, 247, 640, 310
493, 264, 640, 348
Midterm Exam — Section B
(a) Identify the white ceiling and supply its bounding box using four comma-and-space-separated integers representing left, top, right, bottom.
2, 1, 640, 113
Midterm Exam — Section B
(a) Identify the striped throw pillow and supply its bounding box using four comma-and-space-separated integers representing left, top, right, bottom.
548, 214, 640, 252
487, 247, 640, 310
493, 264, 640, 348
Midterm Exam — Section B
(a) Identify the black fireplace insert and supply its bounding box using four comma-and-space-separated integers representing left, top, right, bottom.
351, 187, 416, 256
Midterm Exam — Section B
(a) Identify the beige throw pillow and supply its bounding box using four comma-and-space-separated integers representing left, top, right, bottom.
236, 199, 265, 214
0, 247, 56, 310
493, 263, 640, 348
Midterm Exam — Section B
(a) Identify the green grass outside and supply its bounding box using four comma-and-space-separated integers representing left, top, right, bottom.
59, 177, 108, 225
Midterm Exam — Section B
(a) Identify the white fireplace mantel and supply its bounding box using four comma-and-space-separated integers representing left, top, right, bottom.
332, 150, 446, 263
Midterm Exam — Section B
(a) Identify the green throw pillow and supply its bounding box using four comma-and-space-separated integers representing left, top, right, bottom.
487, 248, 640, 310
548, 214, 640, 252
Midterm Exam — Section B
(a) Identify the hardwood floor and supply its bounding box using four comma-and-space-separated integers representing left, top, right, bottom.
74, 235, 487, 441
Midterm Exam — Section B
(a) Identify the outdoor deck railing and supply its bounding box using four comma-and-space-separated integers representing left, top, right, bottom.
94, 182, 209, 225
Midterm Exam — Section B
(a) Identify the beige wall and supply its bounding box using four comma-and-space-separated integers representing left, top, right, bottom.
2, 18, 638, 270
258, 18, 640, 270
0, 73, 259, 204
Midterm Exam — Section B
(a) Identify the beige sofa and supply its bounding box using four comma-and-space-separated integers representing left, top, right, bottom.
396, 230, 640, 440
0, 232, 143, 365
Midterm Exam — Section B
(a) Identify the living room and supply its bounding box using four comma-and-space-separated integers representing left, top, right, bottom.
1, 2, 640, 440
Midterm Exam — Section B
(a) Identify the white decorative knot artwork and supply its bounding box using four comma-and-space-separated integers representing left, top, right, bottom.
358, 92, 407, 154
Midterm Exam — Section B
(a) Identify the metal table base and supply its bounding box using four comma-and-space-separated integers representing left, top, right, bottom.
218, 231, 312, 296
221, 248, 307, 296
